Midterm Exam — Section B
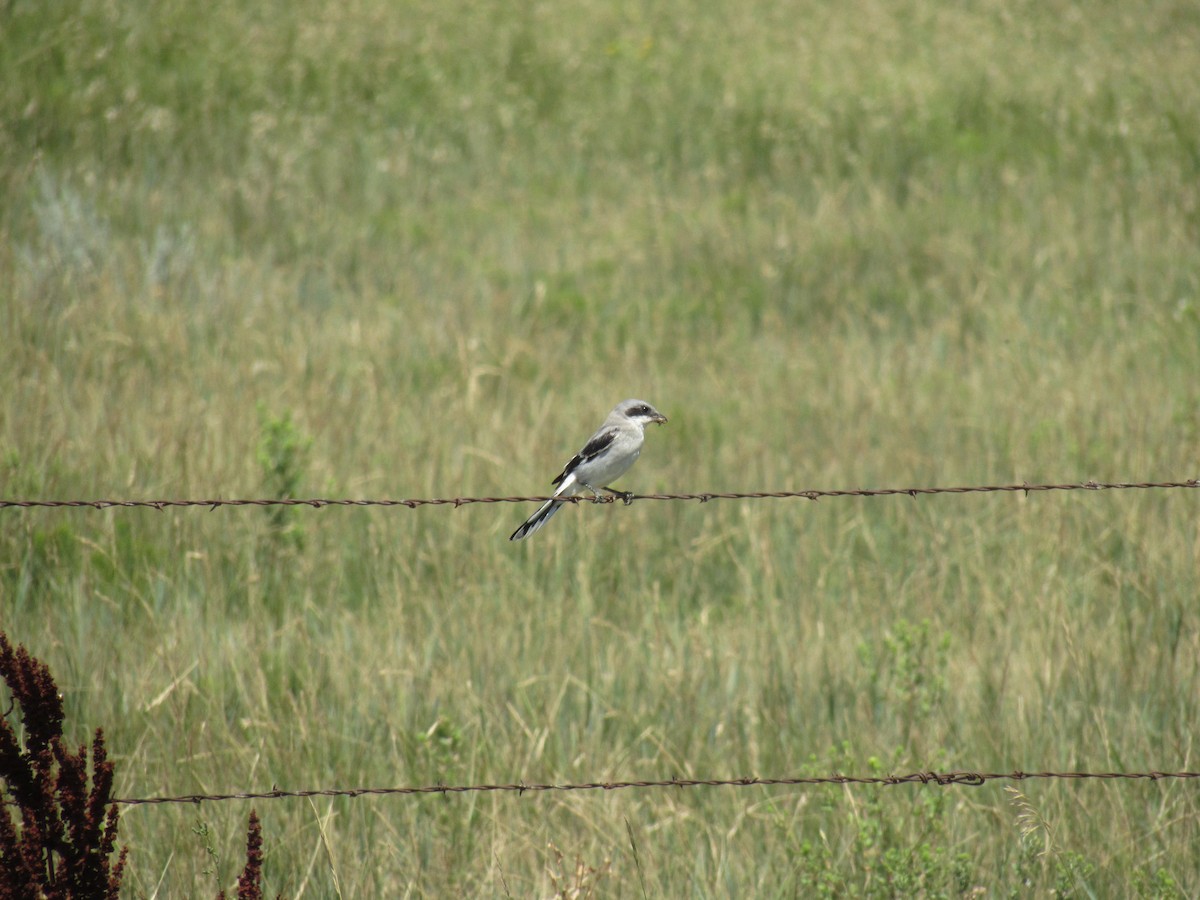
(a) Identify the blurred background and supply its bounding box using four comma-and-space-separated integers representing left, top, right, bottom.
2, 0, 1198, 895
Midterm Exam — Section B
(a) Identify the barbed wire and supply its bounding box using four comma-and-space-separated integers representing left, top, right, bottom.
109, 769, 1200, 807
2, 479, 1196, 511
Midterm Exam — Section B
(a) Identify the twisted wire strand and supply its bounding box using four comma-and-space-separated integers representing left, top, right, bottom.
109, 769, 1200, 806
3, 479, 1197, 511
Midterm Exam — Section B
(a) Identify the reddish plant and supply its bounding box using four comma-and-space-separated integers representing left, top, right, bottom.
0, 632, 127, 899
217, 809, 270, 900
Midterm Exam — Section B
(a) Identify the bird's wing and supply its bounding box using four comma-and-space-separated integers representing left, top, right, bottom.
552, 428, 617, 486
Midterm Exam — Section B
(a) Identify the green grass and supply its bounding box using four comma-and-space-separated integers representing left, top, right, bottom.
3, 0, 1199, 894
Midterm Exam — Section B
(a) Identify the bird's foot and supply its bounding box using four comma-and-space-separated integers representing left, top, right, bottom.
601, 487, 635, 505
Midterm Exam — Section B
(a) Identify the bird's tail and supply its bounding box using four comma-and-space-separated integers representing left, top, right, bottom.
509, 497, 565, 541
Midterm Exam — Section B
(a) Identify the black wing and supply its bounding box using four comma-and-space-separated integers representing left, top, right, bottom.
552, 428, 616, 486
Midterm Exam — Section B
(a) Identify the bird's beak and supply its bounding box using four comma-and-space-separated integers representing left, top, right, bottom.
653, 414, 668, 425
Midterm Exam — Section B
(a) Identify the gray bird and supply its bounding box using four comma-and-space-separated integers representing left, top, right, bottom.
510, 399, 668, 540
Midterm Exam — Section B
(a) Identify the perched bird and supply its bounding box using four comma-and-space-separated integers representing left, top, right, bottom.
509, 399, 668, 541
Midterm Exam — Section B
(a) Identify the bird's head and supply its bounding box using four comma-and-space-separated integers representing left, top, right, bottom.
617, 399, 668, 426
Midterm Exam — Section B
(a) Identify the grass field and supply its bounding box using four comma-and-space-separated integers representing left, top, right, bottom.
3, 0, 1200, 895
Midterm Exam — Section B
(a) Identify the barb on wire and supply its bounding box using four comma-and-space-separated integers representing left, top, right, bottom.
1, 479, 1197, 511
110, 769, 1200, 807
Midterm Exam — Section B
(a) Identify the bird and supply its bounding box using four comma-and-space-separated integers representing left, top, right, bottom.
509, 399, 668, 541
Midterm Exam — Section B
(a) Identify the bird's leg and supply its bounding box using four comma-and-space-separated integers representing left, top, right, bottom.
601, 487, 636, 505
580, 482, 606, 500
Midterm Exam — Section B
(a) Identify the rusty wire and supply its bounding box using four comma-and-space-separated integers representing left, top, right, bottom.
1, 479, 1196, 511
6, 479, 1198, 809
109, 769, 1200, 807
